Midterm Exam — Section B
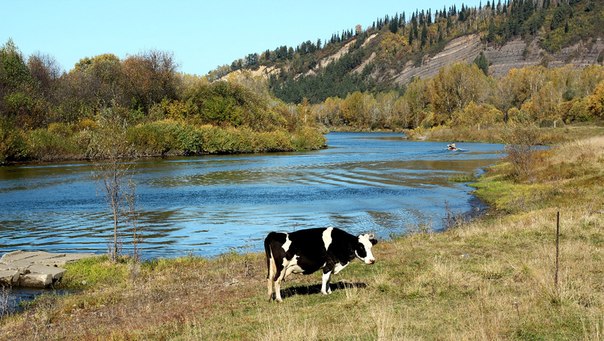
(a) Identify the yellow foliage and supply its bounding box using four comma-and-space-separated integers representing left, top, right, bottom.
586, 80, 604, 118
377, 32, 410, 63
77, 118, 98, 131
47, 122, 74, 137
451, 102, 503, 127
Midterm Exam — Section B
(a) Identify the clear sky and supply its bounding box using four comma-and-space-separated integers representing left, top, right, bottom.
1, 0, 482, 75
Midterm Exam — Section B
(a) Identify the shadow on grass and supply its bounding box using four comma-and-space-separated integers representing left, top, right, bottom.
281, 281, 368, 299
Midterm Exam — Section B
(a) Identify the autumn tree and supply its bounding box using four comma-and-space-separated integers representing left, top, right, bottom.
27, 53, 61, 99
403, 77, 430, 128
428, 63, 490, 125
586, 80, 604, 119
121, 50, 179, 112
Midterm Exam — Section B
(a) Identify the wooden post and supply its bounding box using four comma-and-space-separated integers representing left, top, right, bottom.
555, 211, 560, 291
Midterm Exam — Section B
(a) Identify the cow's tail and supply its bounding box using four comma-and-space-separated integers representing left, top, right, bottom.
264, 233, 273, 279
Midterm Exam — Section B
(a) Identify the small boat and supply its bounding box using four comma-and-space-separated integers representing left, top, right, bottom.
447, 143, 459, 151
446, 143, 468, 152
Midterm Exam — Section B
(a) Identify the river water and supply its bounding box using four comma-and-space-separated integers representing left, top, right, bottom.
0, 132, 503, 259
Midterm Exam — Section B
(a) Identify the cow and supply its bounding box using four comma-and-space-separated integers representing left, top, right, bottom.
264, 227, 377, 302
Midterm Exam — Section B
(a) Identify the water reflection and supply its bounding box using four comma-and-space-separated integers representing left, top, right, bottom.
0, 133, 504, 259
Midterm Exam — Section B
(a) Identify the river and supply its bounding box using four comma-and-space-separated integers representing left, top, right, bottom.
0, 132, 503, 259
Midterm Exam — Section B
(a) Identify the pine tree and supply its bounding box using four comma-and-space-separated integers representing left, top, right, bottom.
420, 23, 428, 48
409, 27, 414, 45
389, 17, 399, 33
473, 52, 489, 75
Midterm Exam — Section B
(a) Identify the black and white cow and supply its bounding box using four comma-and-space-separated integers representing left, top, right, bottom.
264, 227, 377, 302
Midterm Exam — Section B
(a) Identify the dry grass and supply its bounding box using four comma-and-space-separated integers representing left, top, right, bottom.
1, 136, 603, 340
407, 124, 604, 145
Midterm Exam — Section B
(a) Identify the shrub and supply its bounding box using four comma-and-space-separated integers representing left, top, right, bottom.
291, 126, 326, 151
126, 120, 202, 156
47, 122, 74, 137
502, 125, 542, 182
0, 118, 27, 163
254, 130, 293, 152
26, 128, 82, 161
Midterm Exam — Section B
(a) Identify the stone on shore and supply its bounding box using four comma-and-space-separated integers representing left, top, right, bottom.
0, 251, 98, 288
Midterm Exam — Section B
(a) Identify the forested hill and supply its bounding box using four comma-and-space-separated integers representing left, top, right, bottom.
213, 0, 604, 104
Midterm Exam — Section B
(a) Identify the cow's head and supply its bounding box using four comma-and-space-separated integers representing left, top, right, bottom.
356, 233, 378, 264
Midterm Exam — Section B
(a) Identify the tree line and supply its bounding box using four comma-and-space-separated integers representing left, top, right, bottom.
306, 63, 604, 131
0, 40, 325, 164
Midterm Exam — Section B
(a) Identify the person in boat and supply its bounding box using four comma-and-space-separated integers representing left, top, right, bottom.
447, 143, 458, 151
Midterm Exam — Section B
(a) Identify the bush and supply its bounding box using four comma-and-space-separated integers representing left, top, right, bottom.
0, 118, 27, 163
254, 130, 293, 152
127, 120, 202, 156
291, 126, 326, 151
26, 128, 82, 161
502, 125, 542, 182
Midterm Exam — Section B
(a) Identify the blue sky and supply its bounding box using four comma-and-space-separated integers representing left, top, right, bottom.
2, 0, 482, 75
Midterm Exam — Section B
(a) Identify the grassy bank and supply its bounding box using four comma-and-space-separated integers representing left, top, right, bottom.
0, 120, 326, 164
1, 137, 603, 340
405, 123, 604, 144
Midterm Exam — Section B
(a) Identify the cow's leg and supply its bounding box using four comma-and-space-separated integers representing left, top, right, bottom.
274, 269, 286, 302
274, 259, 288, 302
321, 270, 332, 295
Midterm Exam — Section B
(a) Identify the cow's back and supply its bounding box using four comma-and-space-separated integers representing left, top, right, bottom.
287, 227, 328, 256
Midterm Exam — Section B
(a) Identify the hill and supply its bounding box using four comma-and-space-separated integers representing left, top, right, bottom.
215, 0, 604, 105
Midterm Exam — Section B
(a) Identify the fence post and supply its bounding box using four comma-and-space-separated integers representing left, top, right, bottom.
555, 211, 560, 291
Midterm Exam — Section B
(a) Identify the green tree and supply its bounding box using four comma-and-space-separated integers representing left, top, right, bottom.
0, 39, 32, 90
473, 52, 489, 76
420, 24, 428, 48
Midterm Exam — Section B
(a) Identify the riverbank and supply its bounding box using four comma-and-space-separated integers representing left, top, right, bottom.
404, 123, 604, 144
1, 136, 603, 340
0, 121, 327, 165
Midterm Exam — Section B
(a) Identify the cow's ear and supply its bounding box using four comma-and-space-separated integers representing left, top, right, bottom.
366, 233, 377, 245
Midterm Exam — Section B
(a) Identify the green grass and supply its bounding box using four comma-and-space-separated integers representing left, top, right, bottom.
448, 172, 477, 183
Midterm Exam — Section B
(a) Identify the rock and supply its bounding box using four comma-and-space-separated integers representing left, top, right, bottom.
19, 273, 53, 288
0, 269, 20, 286
0, 251, 98, 288
27, 265, 66, 281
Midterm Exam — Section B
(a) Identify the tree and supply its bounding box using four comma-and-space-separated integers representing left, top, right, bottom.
92, 108, 135, 262
420, 23, 428, 48
473, 52, 489, 75
28, 53, 61, 98
586, 81, 604, 119
0, 39, 34, 123
0, 39, 31, 90
122, 50, 179, 112
428, 63, 490, 124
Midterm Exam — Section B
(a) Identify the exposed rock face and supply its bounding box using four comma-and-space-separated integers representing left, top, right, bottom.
392, 34, 484, 84
226, 31, 602, 90
387, 34, 603, 84
0, 251, 98, 288
485, 37, 604, 76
